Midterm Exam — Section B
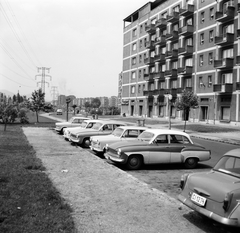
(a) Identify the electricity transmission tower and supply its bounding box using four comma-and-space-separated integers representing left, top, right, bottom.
51, 86, 58, 106
35, 67, 52, 93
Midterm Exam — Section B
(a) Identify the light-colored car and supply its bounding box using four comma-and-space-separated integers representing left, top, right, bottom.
90, 125, 148, 154
178, 148, 240, 227
63, 119, 103, 141
105, 129, 211, 170
55, 116, 89, 134
56, 109, 63, 115
69, 120, 127, 148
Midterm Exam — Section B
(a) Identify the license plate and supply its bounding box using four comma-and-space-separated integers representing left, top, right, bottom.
191, 192, 206, 206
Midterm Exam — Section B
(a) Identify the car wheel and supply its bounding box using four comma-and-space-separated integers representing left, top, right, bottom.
126, 155, 143, 170
83, 138, 90, 148
60, 128, 65, 134
184, 158, 198, 169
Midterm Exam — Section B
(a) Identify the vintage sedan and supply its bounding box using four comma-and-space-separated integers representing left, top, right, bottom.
54, 116, 89, 134
104, 129, 211, 170
90, 125, 148, 154
63, 119, 102, 141
178, 148, 240, 227
69, 120, 127, 148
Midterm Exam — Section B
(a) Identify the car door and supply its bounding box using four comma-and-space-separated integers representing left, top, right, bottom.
170, 134, 189, 163
148, 134, 171, 164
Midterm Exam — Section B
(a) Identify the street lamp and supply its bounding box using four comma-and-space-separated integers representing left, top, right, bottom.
168, 94, 172, 130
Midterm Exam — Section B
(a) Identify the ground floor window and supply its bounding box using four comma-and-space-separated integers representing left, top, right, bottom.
221, 106, 230, 121
158, 106, 164, 117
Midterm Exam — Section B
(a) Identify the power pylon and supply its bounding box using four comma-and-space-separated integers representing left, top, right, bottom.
35, 67, 52, 93
51, 86, 58, 106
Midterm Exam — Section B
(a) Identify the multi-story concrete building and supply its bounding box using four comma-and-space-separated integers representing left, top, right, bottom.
121, 0, 240, 125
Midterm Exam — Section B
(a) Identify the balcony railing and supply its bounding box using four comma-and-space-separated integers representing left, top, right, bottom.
166, 30, 179, 41
179, 4, 194, 17
177, 66, 193, 75
145, 40, 155, 50
153, 71, 165, 80
178, 45, 193, 55
154, 53, 165, 62
166, 11, 179, 23
155, 18, 167, 29
144, 73, 154, 82
177, 87, 192, 93
165, 49, 178, 59
144, 57, 154, 65
178, 25, 194, 36
154, 36, 166, 46
236, 82, 240, 90
143, 90, 154, 96
164, 69, 178, 77
213, 83, 233, 93
214, 58, 234, 69
145, 24, 156, 34
214, 33, 234, 46
215, 4, 235, 22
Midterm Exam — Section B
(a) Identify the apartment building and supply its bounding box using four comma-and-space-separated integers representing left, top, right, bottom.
121, 0, 240, 125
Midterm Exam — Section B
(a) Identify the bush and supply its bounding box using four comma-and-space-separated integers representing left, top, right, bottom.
18, 108, 29, 124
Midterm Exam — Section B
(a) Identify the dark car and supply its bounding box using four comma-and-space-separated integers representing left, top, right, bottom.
178, 148, 240, 227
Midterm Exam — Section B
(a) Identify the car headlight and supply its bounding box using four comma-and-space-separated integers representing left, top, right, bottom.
117, 148, 121, 156
97, 140, 100, 145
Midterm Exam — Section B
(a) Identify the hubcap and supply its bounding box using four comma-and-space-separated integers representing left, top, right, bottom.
130, 158, 138, 166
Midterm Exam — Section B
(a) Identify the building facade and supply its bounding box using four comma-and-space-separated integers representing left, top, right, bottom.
121, 0, 240, 125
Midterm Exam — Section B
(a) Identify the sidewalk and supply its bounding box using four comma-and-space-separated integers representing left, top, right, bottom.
41, 113, 240, 146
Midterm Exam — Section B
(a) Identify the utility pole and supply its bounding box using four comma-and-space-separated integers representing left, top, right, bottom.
35, 67, 52, 93
50, 86, 58, 107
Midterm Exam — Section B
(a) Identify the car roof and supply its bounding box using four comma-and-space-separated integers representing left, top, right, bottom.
117, 125, 149, 130
224, 148, 240, 158
143, 128, 190, 136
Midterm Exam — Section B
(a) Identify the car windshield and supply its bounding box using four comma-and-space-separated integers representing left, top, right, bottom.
137, 131, 154, 142
112, 128, 124, 137
69, 117, 74, 123
91, 123, 103, 130
213, 156, 240, 178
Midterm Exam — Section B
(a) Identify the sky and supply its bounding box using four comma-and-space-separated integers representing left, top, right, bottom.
0, 0, 149, 101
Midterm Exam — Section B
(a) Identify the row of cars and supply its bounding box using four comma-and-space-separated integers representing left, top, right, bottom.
54, 116, 240, 228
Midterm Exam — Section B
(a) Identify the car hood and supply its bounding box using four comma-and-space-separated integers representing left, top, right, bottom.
108, 139, 149, 150
68, 127, 86, 133
187, 170, 240, 202
56, 122, 70, 126
77, 128, 99, 135
92, 134, 117, 141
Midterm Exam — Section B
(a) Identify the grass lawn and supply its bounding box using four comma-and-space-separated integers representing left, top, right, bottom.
0, 112, 76, 232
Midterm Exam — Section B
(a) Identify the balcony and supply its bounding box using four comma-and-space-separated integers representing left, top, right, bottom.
177, 66, 193, 76
143, 90, 154, 96
154, 53, 165, 63
145, 40, 155, 50
177, 87, 192, 94
215, 4, 235, 22
214, 58, 234, 69
153, 71, 165, 80
165, 69, 178, 77
144, 57, 154, 65
153, 88, 165, 96
178, 45, 193, 56
165, 49, 178, 59
154, 36, 166, 46
236, 82, 240, 90
178, 25, 194, 36
213, 83, 233, 93
166, 30, 179, 41
145, 24, 156, 34
144, 73, 154, 82
214, 33, 234, 46
179, 4, 194, 17
155, 18, 167, 29
166, 11, 179, 23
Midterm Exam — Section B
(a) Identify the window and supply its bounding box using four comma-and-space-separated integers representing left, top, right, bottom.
221, 73, 233, 83
199, 76, 204, 87
132, 43, 136, 51
201, 0, 205, 3
185, 78, 192, 87
201, 12, 205, 23
199, 55, 204, 66
223, 24, 234, 36
208, 75, 212, 87
200, 33, 204, 44
132, 57, 136, 65
173, 5, 180, 13
173, 23, 178, 31
143, 84, 146, 91
131, 72, 136, 79
186, 37, 193, 46
139, 70, 142, 78
144, 22, 147, 31
139, 54, 142, 63
160, 82, 165, 89
139, 40, 143, 48
209, 30, 214, 42
221, 107, 230, 121
208, 52, 213, 65
185, 58, 193, 66
133, 28, 137, 37
162, 12, 167, 19
131, 86, 135, 94
155, 135, 168, 144
186, 17, 193, 26
144, 38, 147, 47
210, 8, 214, 20
170, 80, 177, 88
140, 24, 143, 33
223, 48, 233, 58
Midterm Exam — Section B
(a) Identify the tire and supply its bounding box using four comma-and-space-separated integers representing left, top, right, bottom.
126, 155, 143, 170
60, 128, 65, 134
82, 138, 90, 148
184, 158, 198, 169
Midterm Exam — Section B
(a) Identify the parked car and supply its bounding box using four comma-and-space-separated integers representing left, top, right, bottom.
104, 129, 211, 170
56, 109, 63, 115
178, 148, 240, 227
69, 120, 127, 148
63, 119, 103, 141
90, 125, 148, 154
55, 116, 89, 134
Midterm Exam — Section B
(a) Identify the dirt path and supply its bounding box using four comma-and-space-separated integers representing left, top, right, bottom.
23, 127, 209, 233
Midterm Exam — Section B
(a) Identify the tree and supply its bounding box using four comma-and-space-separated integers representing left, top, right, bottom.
175, 89, 199, 132
0, 102, 18, 131
91, 98, 101, 109
72, 104, 77, 115
84, 102, 91, 113
28, 89, 45, 123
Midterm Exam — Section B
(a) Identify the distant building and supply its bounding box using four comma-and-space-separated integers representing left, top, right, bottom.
109, 96, 118, 107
